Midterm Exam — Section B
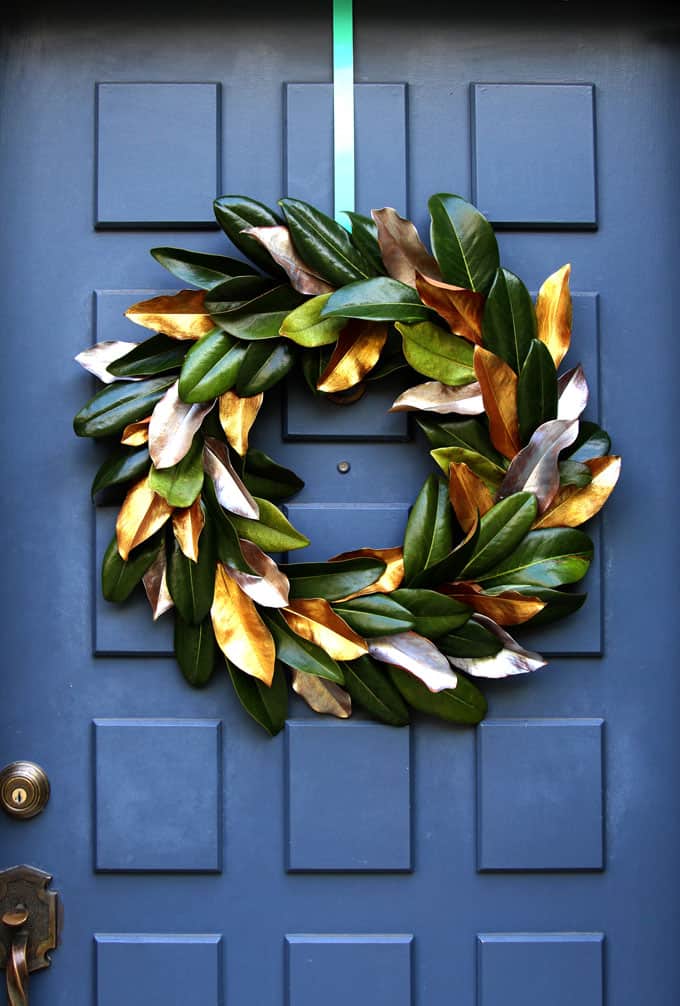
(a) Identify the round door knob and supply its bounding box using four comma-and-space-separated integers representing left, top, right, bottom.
0, 762, 50, 819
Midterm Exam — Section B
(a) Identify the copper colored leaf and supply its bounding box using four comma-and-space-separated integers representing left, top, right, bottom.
497, 418, 579, 513
75, 341, 140, 384
203, 436, 259, 519
390, 380, 484, 416
370, 207, 441, 287
440, 582, 545, 626
533, 455, 621, 529
282, 598, 368, 660
148, 381, 214, 468
120, 417, 150, 446
473, 345, 520, 460
316, 321, 388, 392
115, 476, 173, 561
172, 498, 205, 562
218, 390, 263, 457
557, 364, 589, 422
124, 290, 215, 341
536, 263, 572, 367
330, 546, 405, 600
242, 225, 334, 295
446, 614, 546, 678
448, 461, 495, 533
226, 538, 290, 608
142, 545, 174, 620
210, 563, 276, 685
368, 631, 458, 692
415, 273, 484, 344
291, 668, 352, 718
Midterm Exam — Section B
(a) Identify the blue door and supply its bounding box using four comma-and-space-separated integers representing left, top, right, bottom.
1, 6, 678, 1004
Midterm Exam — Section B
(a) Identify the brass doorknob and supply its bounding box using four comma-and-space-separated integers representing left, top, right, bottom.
0, 764, 50, 820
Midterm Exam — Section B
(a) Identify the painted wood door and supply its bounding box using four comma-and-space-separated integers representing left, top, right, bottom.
1, 4, 678, 1004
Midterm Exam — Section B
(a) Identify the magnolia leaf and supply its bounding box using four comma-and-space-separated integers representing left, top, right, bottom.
201, 478, 256, 575
431, 447, 506, 493
438, 619, 503, 658
174, 615, 216, 687
321, 277, 432, 322
148, 381, 214, 469
559, 460, 593, 488
235, 339, 297, 396
391, 588, 471, 638
218, 390, 263, 456
481, 267, 537, 373
390, 380, 484, 415
517, 339, 558, 445
408, 512, 480, 589
108, 334, 188, 379
316, 321, 388, 392
141, 543, 174, 620
115, 477, 173, 561
428, 193, 499, 293
370, 206, 441, 287
279, 294, 345, 347
209, 284, 304, 341
226, 538, 290, 607
565, 421, 610, 463
202, 436, 259, 519
101, 531, 162, 603
447, 614, 546, 678
125, 289, 215, 341
213, 195, 287, 277
167, 520, 216, 625
497, 419, 579, 513
265, 611, 344, 682
150, 246, 259, 289
460, 492, 538, 580
172, 498, 205, 562
485, 584, 586, 626
346, 211, 385, 276
448, 461, 495, 532
282, 558, 386, 601
368, 631, 458, 692
533, 455, 621, 529
75, 341, 139, 383
340, 655, 410, 726
178, 329, 248, 403
473, 345, 520, 459
389, 665, 487, 724
478, 527, 594, 588
417, 416, 505, 466
557, 364, 589, 422
536, 263, 572, 367
332, 594, 415, 637
243, 448, 305, 502
282, 598, 368, 660
228, 497, 310, 552
329, 546, 404, 600
291, 668, 352, 718
402, 474, 454, 584
120, 417, 150, 446
91, 447, 150, 500
74, 376, 175, 439
440, 582, 545, 626
279, 197, 375, 286
202, 275, 274, 314
242, 225, 334, 295
228, 660, 288, 735
414, 273, 485, 344
211, 563, 276, 685
148, 434, 204, 508
397, 321, 476, 386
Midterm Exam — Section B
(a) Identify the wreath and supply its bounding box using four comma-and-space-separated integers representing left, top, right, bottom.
74, 193, 620, 735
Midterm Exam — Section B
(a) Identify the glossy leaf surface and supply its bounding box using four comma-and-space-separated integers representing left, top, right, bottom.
151, 246, 258, 289
497, 418, 578, 513
441, 582, 545, 626
402, 475, 454, 584
316, 321, 388, 392
243, 225, 334, 295
473, 345, 520, 460
368, 631, 458, 692
438, 620, 503, 658
517, 339, 558, 445
167, 521, 216, 625
227, 538, 290, 608
211, 564, 276, 685
391, 588, 471, 637
108, 334, 187, 378
213, 195, 286, 276
535, 263, 572, 367
148, 434, 204, 507
242, 448, 304, 502
447, 614, 546, 678
115, 477, 173, 560
322, 277, 432, 322
371, 206, 440, 287
235, 339, 296, 396
228, 660, 288, 735
397, 321, 475, 386
332, 595, 415, 637
479, 527, 594, 588
391, 380, 484, 416
202, 436, 259, 519
125, 289, 215, 341
101, 531, 161, 603
460, 492, 538, 580
428, 193, 499, 293
282, 558, 386, 602
282, 598, 368, 660
345, 212, 385, 275
430, 447, 506, 493
279, 294, 345, 347
291, 669, 352, 718
218, 390, 263, 456
482, 268, 536, 373
75, 341, 140, 383
417, 416, 504, 466
389, 665, 487, 724
448, 461, 495, 532
228, 497, 310, 553
279, 197, 375, 286
414, 273, 484, 344
174, 615, 216, 686
533, 455, 621, 529
178, 329, 248, 403
340, 656, 410, 726
91, 447, 150, 500
148, 382, 214, 469
265, 611, 344, 683
329, 547, 404, 599
172, 498, 205, 562
74, 376, 175, 438
557, 364, 589, 422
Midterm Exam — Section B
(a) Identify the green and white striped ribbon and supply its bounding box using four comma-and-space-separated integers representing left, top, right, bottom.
332, 0, 355, 227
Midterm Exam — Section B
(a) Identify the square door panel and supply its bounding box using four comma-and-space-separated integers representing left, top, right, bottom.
95, 934, 221, 1005
284, 504, 409, 562
477, 933, 603, 1006
477, 719, 604, 871
471, 83, 596, 227
95, 289, 176, 345
284, 373, 410, 441
96, 82, 220, 227
94, 719, 222, 871
286, 935, 412, 1006
286, 721, 411, 871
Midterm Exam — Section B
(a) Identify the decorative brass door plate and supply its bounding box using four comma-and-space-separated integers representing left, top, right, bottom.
0, 866, 60, 973
0, 763, 50, 820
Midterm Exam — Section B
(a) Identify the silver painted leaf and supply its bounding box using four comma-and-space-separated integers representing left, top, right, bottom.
226, 538, 290, 607
148, 381, 215, 468
242, 225, 334, 295
497, 418, 579, 513
291, 668, 352, 718
371, 207, 441, 287
557, 364, 589, 422
447, 614, 546, 678
368, 631, 458, 692
203, 436, 259, 519
390, 380, 484, 415
142, 545, 174, 620
75, 341, 140, 384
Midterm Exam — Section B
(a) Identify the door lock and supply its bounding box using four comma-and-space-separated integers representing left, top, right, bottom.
0, 765, 50, 820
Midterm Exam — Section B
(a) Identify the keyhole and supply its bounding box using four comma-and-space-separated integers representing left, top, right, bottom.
11, 787, 27, 806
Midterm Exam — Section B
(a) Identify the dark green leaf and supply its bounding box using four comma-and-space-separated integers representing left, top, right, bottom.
559, 460, 593, 488
402, 475, 454, 584
479, 527, 594, 587
391, 588, 470, 638
151, 246, 259, 289
213, 195, 286, 276
409, 518, 481, 588
397, 321, 475, 386
202, 275, 274, 313
101, 532, 161, 603
486, 584, 586, 625
178, 329, 248, 404
91, 447, 149, 499
565, 421, 611, 463
148, 436, 204, 508
227, 658, 288, 735
340, 655, 409, 726
228, 497, 310, 552
210, 284, 304, 341
242, 449, 304, 502
265, 611, 345, 682
279, 197, 375, 286
321, 277, 432, 322
174, 614, 216, 685
417, 416, 505, 466
428, 193, 499, 294
460, 492, 538, 580
74, 376, 175, 438
107, 334, 187, 378
517, 339, 558, 444
332, 595, 415, 637
202, 479, 255, 574
389, 664, 487, 724
346, 211, 386, 275
482, 267, 537, 373
438, 621, 503, 658
281, 558, 386, 602
167, 518, 216, 624
235, 340, 297, 396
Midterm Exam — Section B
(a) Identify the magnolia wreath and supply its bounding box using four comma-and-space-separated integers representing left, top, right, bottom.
74, 194, 620, 735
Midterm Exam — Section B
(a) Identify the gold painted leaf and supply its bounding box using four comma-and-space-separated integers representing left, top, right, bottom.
440, 582, 545, 626
330, 546, 405, 600
448, 461, 495, 533
148, 381, 214, 468
203, 436, 259, 519
316, 321, 388, 393
370, 207, 441, 287
291, 668, 352, 718
242, 225, 334, 295
390, 380, 484, 416
368, 631, 458, 692
473, 345, 520, 460
218, 390, 264, 456
415, 273, 485, 344
210, 563, 276, 685
142, 545, 174, 620
227, 538, 290, 608
120, 416, 150, 446
75, 341, 140, 384
115, 476, 173, 561
282, 598, 368, 660
124, 290, 215, 341
533, 455, 621, 529
536, 263, 572, 367
172, 498, 205, 561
